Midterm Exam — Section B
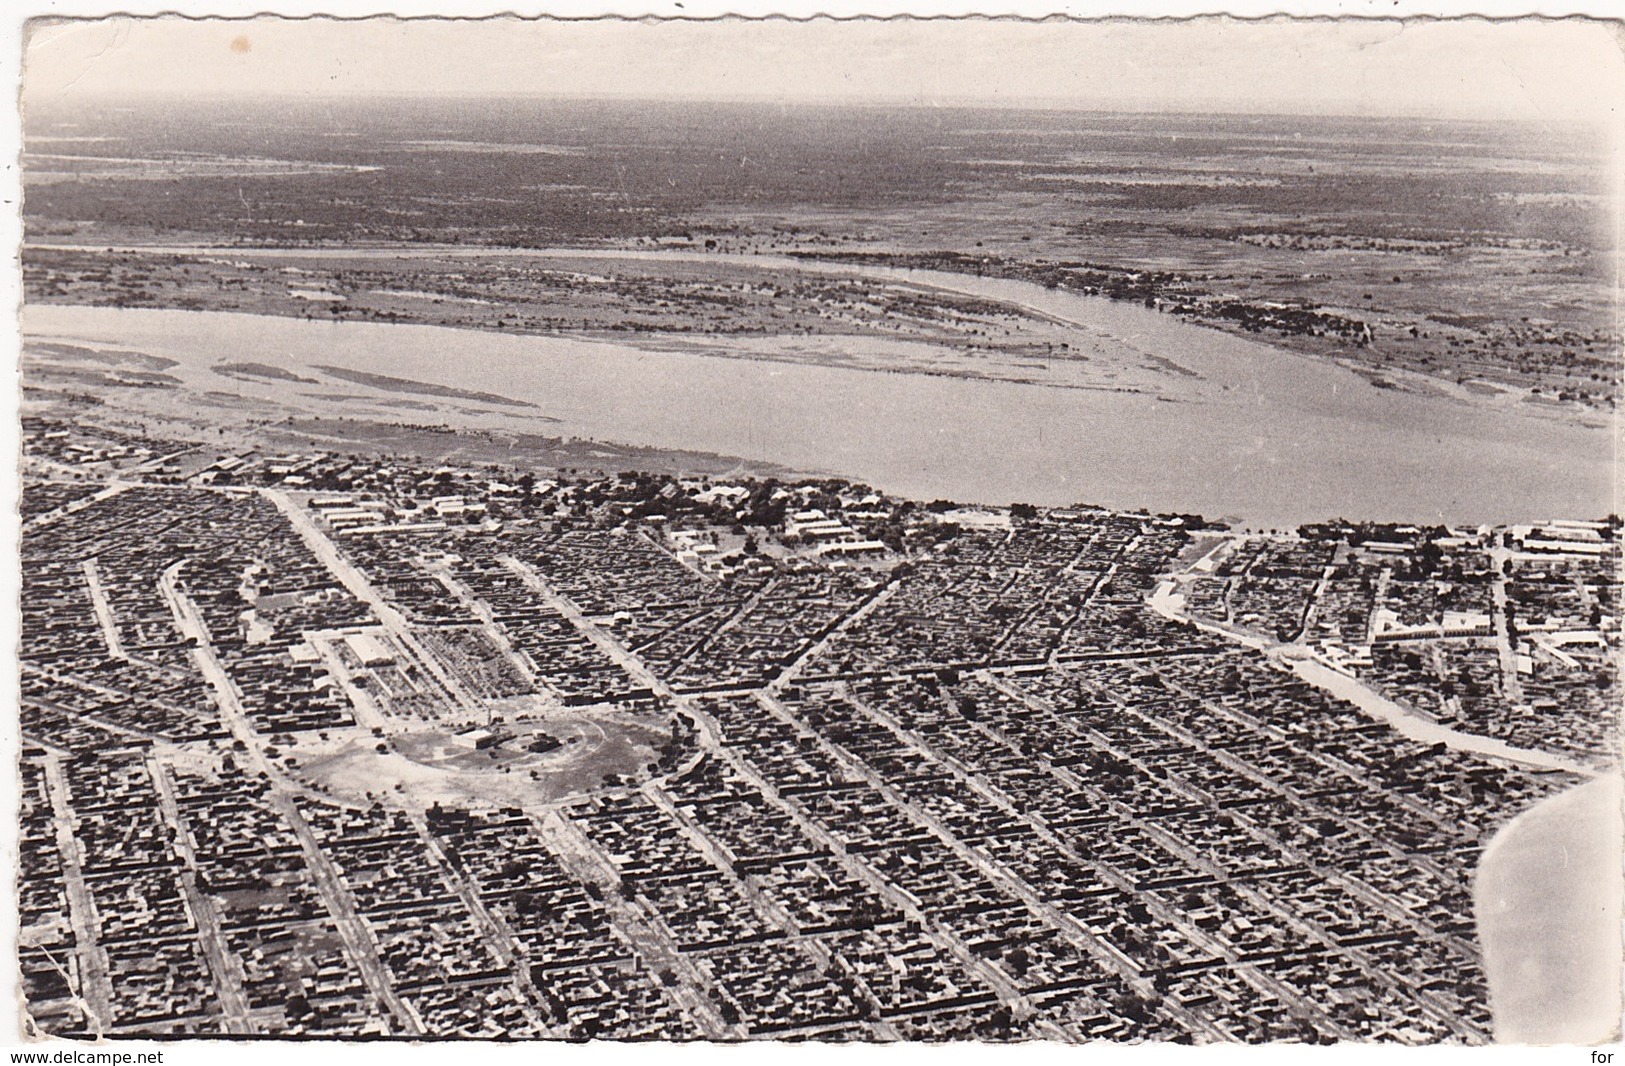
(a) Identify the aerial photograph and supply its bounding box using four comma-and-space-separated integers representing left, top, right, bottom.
11, 13, 1622, 1047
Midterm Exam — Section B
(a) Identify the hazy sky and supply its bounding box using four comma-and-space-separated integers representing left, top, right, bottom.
21, 16, 1625, 123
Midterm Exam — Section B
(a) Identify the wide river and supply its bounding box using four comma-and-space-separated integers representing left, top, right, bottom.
23, 246, 1618, 527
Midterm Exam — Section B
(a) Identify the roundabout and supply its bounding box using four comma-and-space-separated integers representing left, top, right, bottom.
280, 705, 685, 813
392, 717, 605, 775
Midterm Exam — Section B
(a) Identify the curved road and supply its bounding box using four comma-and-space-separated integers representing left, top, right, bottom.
1146, 580, 1596, 777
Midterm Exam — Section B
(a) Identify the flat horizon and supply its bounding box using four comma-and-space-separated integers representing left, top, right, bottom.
22, 16, 1625, 125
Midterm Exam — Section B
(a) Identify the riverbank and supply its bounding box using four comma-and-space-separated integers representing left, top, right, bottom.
22, 249, 1616, 528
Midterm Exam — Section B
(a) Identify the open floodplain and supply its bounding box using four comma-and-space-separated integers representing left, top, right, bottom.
22, 252, 1614, 529
15, 61, 1623, 1047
